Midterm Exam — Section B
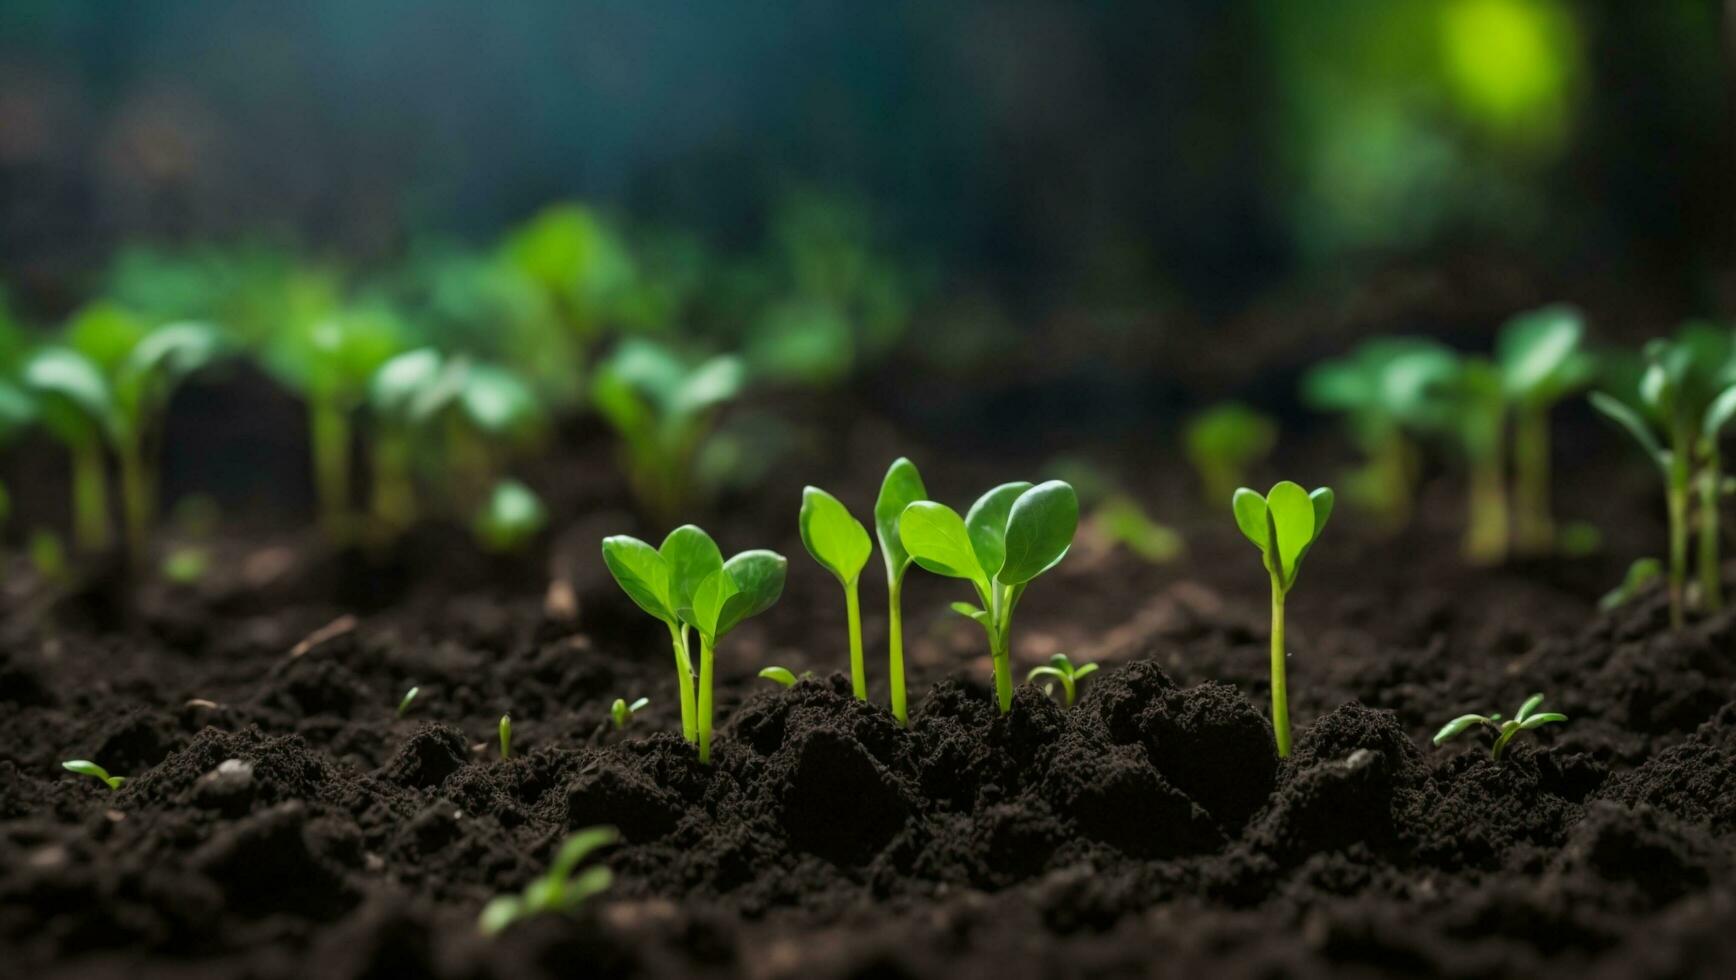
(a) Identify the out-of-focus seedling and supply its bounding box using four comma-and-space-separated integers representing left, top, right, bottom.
397, 686, 419, 718
874, 457, 927, 725
1233, 481, 1334, 758
901, 480, 1079, 713
1498, 306, 1594, 555
62, 759, 124, 790
610, 697, 649, 730
1184, 402, 1277, 507
1599, 557, 1663, 613
758, 666, 799, 687
1433, 693, 1567, 761
479, 826, 618, 936
499, 714, 512, 759
1440, 356, 1509, 564
474, 478, 547, 553
1026, 654, 1098, 708
799, 486, 873, 701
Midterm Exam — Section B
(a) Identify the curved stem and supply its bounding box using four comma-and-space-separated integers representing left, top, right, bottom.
845, 580, 865, 700
669, 623, 697, 744
697, 633, 715, 764
1270, 575, 1290, 758
888, 575, 906, 726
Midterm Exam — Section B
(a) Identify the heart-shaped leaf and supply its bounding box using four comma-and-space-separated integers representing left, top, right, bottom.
660, 525, 724, 613
998, 481, 1078, 584
714, 550, 786, 637
601, 535, 672, 622
965, 482, 1032, 581
900, 501, 987, 589
800, 486, 872, 585
1266, 481, 1317, 581
874, 457, 927, 581
1232, 487, 1270, 552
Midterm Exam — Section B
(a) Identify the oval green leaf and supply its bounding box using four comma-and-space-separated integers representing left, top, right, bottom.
716, 549, 787, 637
964, 482, 1032, 580
900, 502, 986, 587
601, 535, 672, 622
1266, 481, 1316, 580
998, 480, 1078, 585
759, 666, 797, 687
1431, 715, 1485, 744
1231, 487, 1270, 552
660, 525, 724, 612
874, 457, 927, 580
799, 486, 872, 585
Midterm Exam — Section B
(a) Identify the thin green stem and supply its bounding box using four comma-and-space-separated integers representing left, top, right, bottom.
70, 439, 111, 554
888, 575, 906, 726
310, 398, 352, 542
118, 430, 151, 567
371, 432, 416, 531
1698, 454, 1722, 613
1270, 575, 1290, 758
1667, 478, 1689, 628
697, 633, 715, 764
669, 623, 697, 744
1464, 445, 1509, 565
1513, 406, 1553, 555
845, 579, 865, 700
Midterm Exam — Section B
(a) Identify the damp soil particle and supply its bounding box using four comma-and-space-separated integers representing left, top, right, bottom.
1, 485, 1735, 979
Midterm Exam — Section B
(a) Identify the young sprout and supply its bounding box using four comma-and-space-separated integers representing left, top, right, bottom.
1184, 402, 1277, 507
478, 825, 618, 936
1440, 356, 1509, 564
24, 345, 116, 553
1498, 306, 1593, 555
62, 759, 124, 790
397, 686, 420, 718
1233, 481, 1334, 758
499, 714, 512, 759
610, 697, 649, 730
1433, 693, 1568, 761
591, 339, 744, 524
1026, 653, 1098, 708
602, 526, 785, 762
874, 458, 927, 725
473, 478, 548, 553
758, 666, 799, 687
1591, 323, 1736, 625
1600, 557, 1663, 612
799, 486, 873, 700
900, 480, 1079, 713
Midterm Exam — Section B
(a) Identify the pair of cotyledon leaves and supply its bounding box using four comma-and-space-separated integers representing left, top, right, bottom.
799, 468, 1080, 612
1590, 329, 1736, 473
25, 318, 225, 444
1232, 481, 1334, 592
601, 526, 785, 642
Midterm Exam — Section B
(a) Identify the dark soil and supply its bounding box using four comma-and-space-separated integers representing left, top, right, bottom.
2, 442, 1735, 979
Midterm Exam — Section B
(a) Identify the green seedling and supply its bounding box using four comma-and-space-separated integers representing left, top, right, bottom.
397, 686, 419, 717
1433, 693, 1568, 761
799, 486, 873, 701
758, 666, 799, 687
1184, 402, 1277, 507
29, 528, 69, 587
592, 338, 744, 524
1091, 495, 1184, 563
62, 759, 124, 790
479, 826, 618, 936
1600, 557, 1663, 612
1436, 355, 1510, 564
474, 479, 547, 553
610, 697, 649, 730
161, 546, 209, 585
1498, 306, 1593, 555
1026, 653, 1098, 708
901, 480, 1079, 713
1233, 481, 1334, 758
1591, 322, 1736, 625
1302, 339, 1456, 531
874, 458, 927, 725
602, 526, 785, 762
24, 306, 227, 560
501, 203, 636, 341
499, 714, 512, 759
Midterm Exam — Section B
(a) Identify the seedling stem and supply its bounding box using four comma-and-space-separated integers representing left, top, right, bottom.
1270, 572, 1289, 758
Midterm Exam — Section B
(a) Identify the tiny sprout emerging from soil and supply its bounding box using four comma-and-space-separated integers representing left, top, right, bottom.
1600, 557, 1663, 612
479, 825, 618, 937
397, 686, 419, 718
1233, 481, 1334, 759
799, 485, 873, 701
758, 666, 799, 687
498, 714, 512, 759
874, 457, 927, 726
62, 760, 124, 790
1026, 653, 1098, 708
902, 480, 1079, 713
611, 697, 649, 730
1433, 693, 1567, 761
601, 526, 785, 763
1184, 402, 1277, 506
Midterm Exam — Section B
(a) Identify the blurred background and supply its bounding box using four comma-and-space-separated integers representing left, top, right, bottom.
0, 0, 1729, 555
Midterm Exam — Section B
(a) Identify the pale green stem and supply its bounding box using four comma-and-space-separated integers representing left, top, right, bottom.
845, 579, 865, 700
1699, 453, 1722, 613
1514, 406, 1553, 555
1270, 574, 1290, 758
371, 432, 416, 531
1668, 477, 1689, 629
310, 398, 352, 542
118, 430, 151, 568
669, 623, 697, 744
1465, 444, 1509, 565
70, 439, 111, 554
697, 633, 716, 764
888, 574, 907, 726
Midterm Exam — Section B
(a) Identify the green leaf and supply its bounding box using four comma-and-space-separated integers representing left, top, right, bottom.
601, 535, 672, 622
1266, 481, 1317, 581
474, 479, 546, 552
671, 355, 744, 418
874, 457, 927, 581
964, 482, 1032, 580
1499, 305, 1584, 400
759, 666, 798, 687
24, 348, 115, 440
1600, 556, 1662, 611
949, 600, 991, 626
681, 567, 739, 638
799, 486, 872, 585
1026, 665, 1067, 684
370, 348, 445, 420
900, 502, 987, 588
1072, 663, 1099, 681
998, 481, 1079, 584
479, 895, 524, 935
1704, 384, 1736, 441
459, 363, 541, 441
1514, 693, 1545, 724
1520, 712, 1567, 730
1432, 715, 1487, 744
659, 525, 724, 613
714, 550, 786, 637
1231, 487, 1270, 552
1297, 486, 1335, 567
1589, 391, 1666, 469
